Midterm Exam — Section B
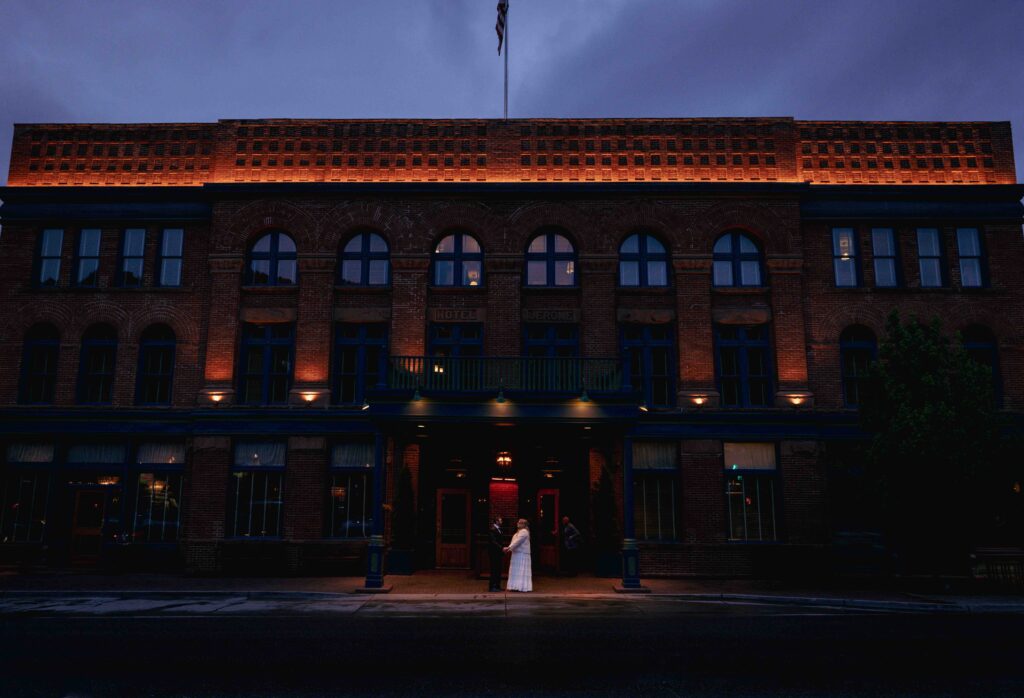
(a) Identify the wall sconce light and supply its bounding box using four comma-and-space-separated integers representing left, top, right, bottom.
432, 363, 445, 374
209, 392, 224, 404
692, 395, 707, 407
638, 402, 649, 412
301, 392, 318, 405
785, 392, 812, 407
360, 399, 370, 411
496, 450, 512, 468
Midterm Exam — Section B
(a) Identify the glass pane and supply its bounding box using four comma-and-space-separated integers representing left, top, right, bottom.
368, 260, 388, 285
435, 236, 455, 253
434, 260, 454, 286
620, 235, 639, 253
461, 235, 481, 253
250, 260, 270, 285
957, 228, 980, 256
277, 235, 296, 253
834, 258, 857, 287
270, 347, 291, 373
341, 260, 363, 284
874, 259, 896, 287
555, 261, 574, 286
832, 228, 855, 256
462, 261, 482, 286
739, 261, 760, 286
646, 261, 667, 286
619, 261, 639, 286
368, 234, 387, 252
270, 324, 292, 340
40, 260, 60, 285
42, 229, 63, 256
162, 229, 183, 256
245, 348, 263, 373
872, 228, 894, 256
160, 259, 182, 286
727, 476, 745, 538
738, 235, 757, 254
713, 235, 732, 254
645, 236, 665, 253
526, 260, 547, 286
123, 229, 145, 257
276, 260, 297, 284
80, 229, 101, 256
960, 259, 982, 288
720, 347, 740, 375
713, 260, 733, 286
77, 259, 98, 285
917, 228, 940, 257
123, 259, 143, 285
553, 235, 573, 253
253, 235, 272, 253
527, 236, 547, 253
920, 258, 942, 287
747, 347, 767, 376
344, 236, 364, 253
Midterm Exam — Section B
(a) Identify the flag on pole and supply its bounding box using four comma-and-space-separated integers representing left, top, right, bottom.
496, 0, 509, 54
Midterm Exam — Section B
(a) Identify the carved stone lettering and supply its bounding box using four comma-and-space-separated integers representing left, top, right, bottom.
429, 308, 485, 323
521, 308, 580, 323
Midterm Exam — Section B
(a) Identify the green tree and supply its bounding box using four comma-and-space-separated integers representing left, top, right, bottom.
860, 311, 998, 575
391, 465, 415, 549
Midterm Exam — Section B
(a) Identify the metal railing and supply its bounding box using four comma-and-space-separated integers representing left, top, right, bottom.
387, 356, 624, 394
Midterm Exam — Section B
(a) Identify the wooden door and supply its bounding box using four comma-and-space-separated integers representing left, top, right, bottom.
71, 489, 106, 562
436, 489, 471, 568
536, 488, 560, 572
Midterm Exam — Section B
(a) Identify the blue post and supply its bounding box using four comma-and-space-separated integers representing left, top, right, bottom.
620, 434, 642, 589
364, 431, 386, 589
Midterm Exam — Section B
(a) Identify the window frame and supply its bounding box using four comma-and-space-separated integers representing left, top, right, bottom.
916, 227, 945, 288
326, 441, 375, 539
136, 325, 176, 406
77, 325, 118, 405
871, 227, 900, 288
131, 444, 187, 545
831, 227, 859, 288
74, 228, 103, 288
524, 230, 577, 287
620, 323, 676, 408
839, 326, 877, 408
618, 233, 669, 288
714, 325, 774, 408
19, 324, 60, 405
228, 442, 286, 539
246, 230, 298, 287
723, 442, 780, 543
157, 228, 184, 287
238, 323, 295, 405
431, 232, 484, 287
338, 231, 390, 287
956, 227, 986, 288
332, 323, 389, 405
712, 231, 764, 288
36, 228, 64, 287
118, 228, 146, 288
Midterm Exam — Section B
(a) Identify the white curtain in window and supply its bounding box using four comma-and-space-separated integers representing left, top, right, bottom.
6, 443, 55, 463
234, 442, 286, 467
332, 442, 374, 469
723, 442, 776, 470
137, 443, 186, 465
633, 441, 677, 470
68, 444, 127, 464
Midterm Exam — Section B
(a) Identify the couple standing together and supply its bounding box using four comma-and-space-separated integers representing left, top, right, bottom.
487, 515, 582, 592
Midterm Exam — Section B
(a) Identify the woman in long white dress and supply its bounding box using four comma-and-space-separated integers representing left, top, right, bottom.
503, 518, 533, 592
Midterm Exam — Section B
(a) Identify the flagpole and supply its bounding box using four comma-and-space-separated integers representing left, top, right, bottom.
504, 1, 509, 121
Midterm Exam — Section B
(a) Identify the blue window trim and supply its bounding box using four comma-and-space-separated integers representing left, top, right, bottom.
76, 326, 118, 405
831, 227, 860, 288
620, 323, 676, 407
956, 227, 988, 288
246, 231, 297, 286
117, 228, 146, 288
618, 233, 669, 288
338, 231, 390, 287
916, 227, 946, 288
74, 228, 102, 288
839, 328, 876, 408
135, 327, 176, 406
238, 324, 295, 405
157, 228, 184, 288
431, 232, 484, 287
722, 441, 782, 544
524, 230, 577, 287
871, 227, 900, 288
428, 323, 484, 358
19, 325, 60, 405
523, 323, 580, 358
35, 228, 63, 287
714, 325, 774, 408
712, 231, 764, 288
227, 440, 287, 539
332, 323, 389, 405
325, 463, 374, 540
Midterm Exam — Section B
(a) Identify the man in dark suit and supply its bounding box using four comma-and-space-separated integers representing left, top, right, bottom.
487, 515, 504, 592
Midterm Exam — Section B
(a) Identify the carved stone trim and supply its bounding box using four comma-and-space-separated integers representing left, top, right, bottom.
522, 308, 581, 323
240, 307, 297, 323
617, 308, 676, 323
429, 307, 486, 323
335, 307, 392, 323
711, 307, 772, 324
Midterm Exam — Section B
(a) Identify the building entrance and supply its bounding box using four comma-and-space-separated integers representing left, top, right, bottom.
435, 488, 471, 568
70, 489, 107, 562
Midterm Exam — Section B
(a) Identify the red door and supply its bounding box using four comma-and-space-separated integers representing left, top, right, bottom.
436, 489, 471, 569
536, 488, 559, 572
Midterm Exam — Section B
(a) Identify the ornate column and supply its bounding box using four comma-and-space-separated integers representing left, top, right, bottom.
363, 431, 390, 591
618, 434, 647, 591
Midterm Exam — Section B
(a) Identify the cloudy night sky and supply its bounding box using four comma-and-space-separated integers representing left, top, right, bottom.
1, 0, 1022, 184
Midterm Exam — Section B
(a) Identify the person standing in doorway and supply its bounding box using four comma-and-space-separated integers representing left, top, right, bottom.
487, 515, 504, 592
561, 515, 582, 577
503, 518, 533, 592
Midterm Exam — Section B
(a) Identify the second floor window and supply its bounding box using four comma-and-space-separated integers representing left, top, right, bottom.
525, 231, 576, 287
621, 324, 675, 407
19, 324, 60, 404
524, 324, 579, 358
872, 228, 898, 287
119, 228, 146, 287
832, 227, 858, 287
339, 231, 390, 286
159, 228, 184, 287
75, 228, 102, 287
247, 231, 297, 286
239, 323, 294, 405
37, 228, 63, 286
840, 325, 876, 408
619, 233, 668, 287
715, 325, 772, 407
137, 324, 176, 405
78, 324, 117, 404
713, 231, 762, 287
917, 228, 944, 288
957, 227, 984, 288
334, 323, 388, 405
433, 233, 483, 287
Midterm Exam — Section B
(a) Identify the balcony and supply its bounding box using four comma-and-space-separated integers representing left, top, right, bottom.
385, 356, 627, 396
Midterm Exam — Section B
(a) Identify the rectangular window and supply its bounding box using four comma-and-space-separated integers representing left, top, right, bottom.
715, 325, 772, 407
229, 442, 285, 538
871, 228, 898, 287
523, 324, 579, 359
621, 324, 675, 408
957, 227, 984, 288
119, 228, 145, 287
239, 324, 294, 405
917, 228, 943, 287
724, 442, 777, 541
327, 442, 374, 538
37, 228, 63, 286
158, 228, 184, 287
133, 471, 184, 543
76, 228, 102, 287
633, 441, 677, 541
832, 228, 858, 287
427, 324, 484, 391
0, 444, 55, 544
333, 324, 388, 405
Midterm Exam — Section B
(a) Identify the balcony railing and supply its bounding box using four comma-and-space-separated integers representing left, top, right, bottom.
387, 356, 626, 395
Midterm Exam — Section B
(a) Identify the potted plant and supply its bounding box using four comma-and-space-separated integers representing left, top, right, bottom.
592, 465, 621, 577
387, 465, 416, 574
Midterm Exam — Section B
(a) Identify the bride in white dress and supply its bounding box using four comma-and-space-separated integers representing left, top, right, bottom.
503, 518, 533, 592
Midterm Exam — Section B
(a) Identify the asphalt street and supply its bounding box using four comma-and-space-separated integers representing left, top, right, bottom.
1, 597, 1022, 697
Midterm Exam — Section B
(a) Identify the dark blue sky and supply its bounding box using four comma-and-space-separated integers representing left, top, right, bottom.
1, 0, 1022, 183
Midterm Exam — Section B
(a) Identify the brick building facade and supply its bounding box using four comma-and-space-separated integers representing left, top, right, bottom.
0, 117, 1021, 583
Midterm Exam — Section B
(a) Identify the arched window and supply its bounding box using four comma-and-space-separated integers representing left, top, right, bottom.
840, 326, 876, 408
713, 232, 763, 287
137, 324, 176, 405
19, 323, 60, 404
78, 324, 117, 404
432, 233, 483, 287
247, 231, 297, 286
619, 233, 668, 287
525, 230, 576, 287
339, 231, 390, 286
962, 325, 1000, 406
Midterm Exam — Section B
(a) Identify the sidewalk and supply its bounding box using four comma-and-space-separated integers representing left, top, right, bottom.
1, 568, 1022, 614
